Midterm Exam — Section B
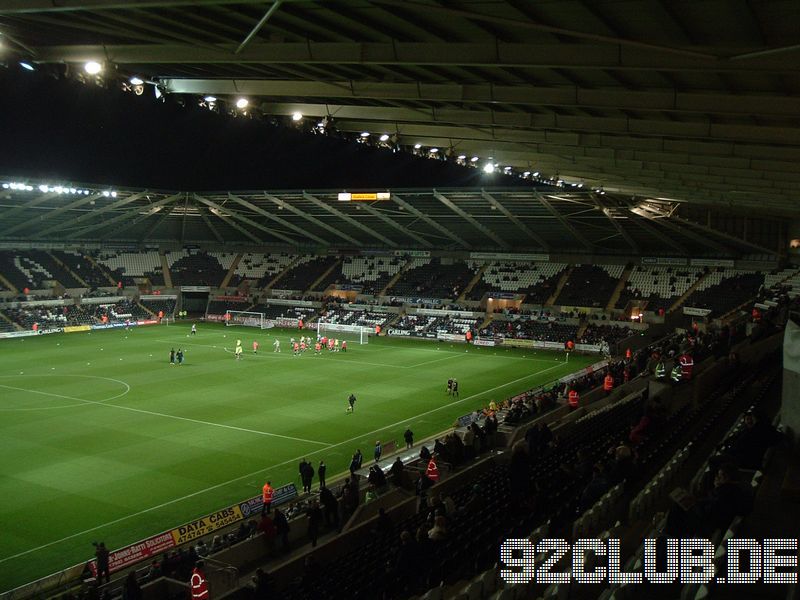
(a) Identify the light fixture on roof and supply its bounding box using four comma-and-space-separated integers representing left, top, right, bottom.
470, 156, 479, 162
236, 98, 249, 109
483, 163, 495, 174
291, 111, 303, 121
129, 76, 144, 86
84, 61, 102, 75
379, 134, 390, 142
204, 95, 217, 103
360, 131, 370, 137
414, 143, 422, 149
523, 171, 531, 177
503, 166, 512, 172
19, 61, 35, 71
457, 155, 466, 160
429, 148, 438, 153
533, 171, 540, 177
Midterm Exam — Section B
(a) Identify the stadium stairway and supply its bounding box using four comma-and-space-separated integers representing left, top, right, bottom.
220, 253, 243, 289
136, 300, 156, 317
0, 309, 22, 330
0, 271, 18, 294
605, 264, 633, 311
545, 266, 573, 306
380, 257, 413, 296
159, 250, 173, 288
307, 258, 342, 293
84, 254, 118, 286
265, 256, 303, 290
46, 251, 90, 288
457, 262, 488, 303
668, 270, 709, 313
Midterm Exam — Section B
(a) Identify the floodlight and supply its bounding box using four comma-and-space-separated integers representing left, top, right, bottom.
414, 143, 422, 149
236, 98, 249, 109
483, 163, 495, 174
204, 96, 217, 102
19, 62, 34, 71
129, 76, 144, 85
291, 111, 303, 121
379, 134, 390, 142
429, 148, 438, 153
360, 132, 370, 137
84, 61, 102, 75
470, 156, 479, 162
457, 155, 466, 160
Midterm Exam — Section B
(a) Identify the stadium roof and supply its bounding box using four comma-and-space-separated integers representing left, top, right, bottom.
0, 0, 798, 214
0, 181, 782, 257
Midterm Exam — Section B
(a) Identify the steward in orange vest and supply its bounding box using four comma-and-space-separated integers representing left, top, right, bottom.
625, 348, 632, 360
262, 481, 274, 515
425, 457, 440, 482
568, 388, 579, 409
603, 373, 614, 394
190, 562, 209, 600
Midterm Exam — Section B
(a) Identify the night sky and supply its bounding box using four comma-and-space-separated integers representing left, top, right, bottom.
0, 67, 532, 192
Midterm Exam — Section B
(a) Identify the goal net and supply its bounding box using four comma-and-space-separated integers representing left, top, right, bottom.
224, 311, 273, 329
316, 321, 370, 344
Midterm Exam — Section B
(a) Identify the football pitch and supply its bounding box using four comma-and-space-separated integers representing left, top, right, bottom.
0, 322, 593, 591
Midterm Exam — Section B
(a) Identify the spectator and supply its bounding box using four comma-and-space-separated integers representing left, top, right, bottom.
427, 515, 448, 541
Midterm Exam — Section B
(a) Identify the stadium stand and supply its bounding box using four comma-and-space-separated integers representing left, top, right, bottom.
139, 297, 176, 316
277, 256, 338, 291
0, 250, 80, 289
53, 251, 115, 288
554, 264, 625, 308
247, 303, 318, 322
95, 250, 164, 286
682, 269, 765, 316
481, 318, 579, 343
318, 307, 391, 329
315, 255, 406, 295
428, 315, 482, 336
167, 250, 235, 287
467, 260, 568, 303
388, 258, 473, 299
580, 323, 637, 345
231, 252, 296, 287
616, 265, 703, 312
390, 314, 438, 335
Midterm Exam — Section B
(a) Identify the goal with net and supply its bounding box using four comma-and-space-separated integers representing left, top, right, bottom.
224, 310, 274, 329
316, 320, 371, 344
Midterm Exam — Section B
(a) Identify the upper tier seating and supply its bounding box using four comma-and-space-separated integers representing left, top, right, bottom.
96, 250, 164, 286
554, 264, 625, 308
140, 298, 176, 316
319, 308, 391, 329
467, 260, 568, 304
231, 253, 296, 287
683, 269, 765, 316
616, 265, 702, 313
167, 250, 235, 287
390, 314, 438, 334
277, 256, 337, 291
246, 303, 318, 322
481, 318, 579, 342
0, 250, 80, 289
388, 258, 473, 299
314, 256, 405, 294
53, 251, 114, 288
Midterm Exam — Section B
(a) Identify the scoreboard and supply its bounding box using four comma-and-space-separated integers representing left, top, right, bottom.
337, 192, 391, 202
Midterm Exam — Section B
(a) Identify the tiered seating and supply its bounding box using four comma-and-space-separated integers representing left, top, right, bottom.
231, 253, 296, 287
96, 250, 164, 286
25, 251, 83, 287
390, 314, 437, 334
762, 266, 799, 290
53, 251, 113, 288
206, 299, 248, 315
429, 315, 482, 335
317, 255, 405, 295
167, 250, 234, 287
481, 318, 578, 342
554, 264, 625, 308
388, 258, 473, 299
683, 269, 765, 316
93, 299, 149, 321
0, 250, 62, 289
319, 308, 390, 329
140, 298, 176, 316
5, 304, 94, 329
467, 260, 568, 303
247, 303, 318, 322
616, 265, 702, 312
277, 256, 337, 291
580, 323, 635, 345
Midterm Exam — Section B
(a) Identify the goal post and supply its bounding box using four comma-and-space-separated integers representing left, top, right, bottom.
224, 310, 272, 330
316, 320, 370, 344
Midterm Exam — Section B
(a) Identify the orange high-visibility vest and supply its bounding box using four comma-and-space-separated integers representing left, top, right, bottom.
625, 348, 632, 360
603, 374, 614, 391
262, 483, 274, 503
568, 389, 579, 408
679, 354, 694, 379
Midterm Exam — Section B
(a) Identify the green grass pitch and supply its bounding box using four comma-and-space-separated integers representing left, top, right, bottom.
0, 322, 593, 591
